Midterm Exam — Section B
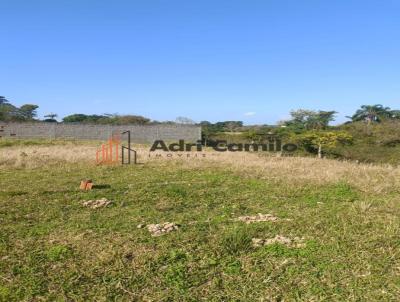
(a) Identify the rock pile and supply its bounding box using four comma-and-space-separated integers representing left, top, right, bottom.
237, 213, 279, 223
146, 222, 179, 237
252, 235, 305, 248
82, 198, 113, 209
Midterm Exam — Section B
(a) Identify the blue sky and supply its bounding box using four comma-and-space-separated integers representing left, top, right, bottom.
1, 0, 399, 124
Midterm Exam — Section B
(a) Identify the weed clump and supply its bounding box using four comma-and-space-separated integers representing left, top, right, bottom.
221, 227, 253, 255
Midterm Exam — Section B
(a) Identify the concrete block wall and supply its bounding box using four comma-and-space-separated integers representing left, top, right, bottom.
0, 122, 201, 143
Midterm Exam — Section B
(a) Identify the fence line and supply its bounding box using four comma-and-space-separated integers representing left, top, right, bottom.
0, 122, 201, 143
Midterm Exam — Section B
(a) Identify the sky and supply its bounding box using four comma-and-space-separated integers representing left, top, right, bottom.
1, 0, 400, 125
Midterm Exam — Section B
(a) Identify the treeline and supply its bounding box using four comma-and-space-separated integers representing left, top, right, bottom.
200, 105, 400, 162
0, 96, 40, 122
2, 95, 400, 129
2, 95, 400, 162
62, 114, 151, 125
0, 96, 161, 125
200, 105, 400, 135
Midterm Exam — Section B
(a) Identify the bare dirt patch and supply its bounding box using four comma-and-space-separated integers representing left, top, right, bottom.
236, 213, 279, 223
252, 235, 306, 248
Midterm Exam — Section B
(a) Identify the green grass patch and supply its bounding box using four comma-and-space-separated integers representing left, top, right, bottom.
0, 161, 399, 300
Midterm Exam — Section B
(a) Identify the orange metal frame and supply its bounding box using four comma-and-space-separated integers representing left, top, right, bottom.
96, 135, 121, 164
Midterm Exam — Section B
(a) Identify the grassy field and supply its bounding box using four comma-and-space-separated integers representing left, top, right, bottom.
1, 140, 400, 301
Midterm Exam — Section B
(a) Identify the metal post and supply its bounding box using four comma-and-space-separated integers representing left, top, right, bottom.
121, 130, 136, 165
127, 131, 131, 164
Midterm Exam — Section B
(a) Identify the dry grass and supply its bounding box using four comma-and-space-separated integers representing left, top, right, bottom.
1, 142, 399, 193
201, 152, 400, 193
0, 145, 98, 167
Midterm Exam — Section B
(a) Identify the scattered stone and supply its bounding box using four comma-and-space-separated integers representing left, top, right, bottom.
252, 235, 306, 248
82, 198, 113, 209
147, 222, 179, 237
237, 213, 279, 223
136, 224, 145, 229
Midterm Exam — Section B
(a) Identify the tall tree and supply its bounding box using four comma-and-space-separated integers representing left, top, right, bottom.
285, 109, 336, 130
0, 96, 9, 105
44, 113, 58, 119
44, 113, 58, 122
19, 104, 39, 120
214, 121, 243, 132
225, 121, 240, 132
0, 96, 19, 121
63, 114, 105, 123
299, 131, 353, 158
0, 96, 7, 120
349, 105, 392, 124
175, 116, 195, 124
310, 110, 337, 129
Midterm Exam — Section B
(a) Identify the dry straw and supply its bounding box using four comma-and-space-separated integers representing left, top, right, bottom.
1, 144, 399, 193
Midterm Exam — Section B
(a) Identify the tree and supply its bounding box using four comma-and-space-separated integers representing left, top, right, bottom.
0, 97, 7, 120
225, 121, 238, 133
19, 104, 39, 120
44, 113, 58, 122
213, 121, 243, 132
349, 105, 392, 124
0, 96, 18, 121
389, 110, 400, 119
200, 121, 212, 146
62, 113, 151, 124
1, 99, 40, 121
244, 129, 261, 142
289, 109, 315, 126
44, 113, 57, 119
307, 110, 337, 130
0, 96, 9, 105
108, 114, 150, 125
62, 114, 105, 123
298, 131, 353, 158
175, 116, 195, 124
284, 109, 336, 130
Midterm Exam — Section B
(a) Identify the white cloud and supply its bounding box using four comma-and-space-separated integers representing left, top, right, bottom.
244, 111, 256, 116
